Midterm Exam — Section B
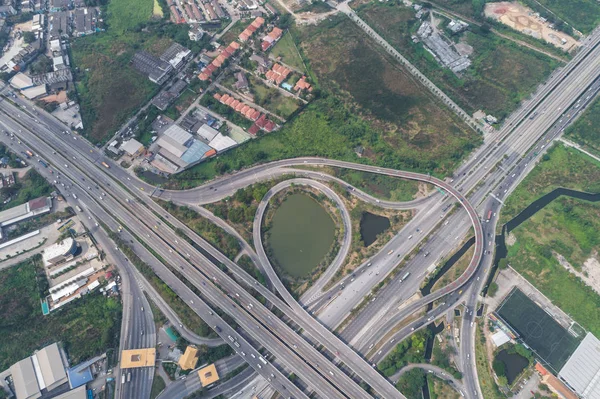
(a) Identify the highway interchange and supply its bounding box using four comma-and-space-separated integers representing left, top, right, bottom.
2, 17, 600, 399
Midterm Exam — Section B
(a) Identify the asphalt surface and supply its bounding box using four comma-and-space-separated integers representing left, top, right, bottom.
1, 18, 600, 399
0, 100, 405, 399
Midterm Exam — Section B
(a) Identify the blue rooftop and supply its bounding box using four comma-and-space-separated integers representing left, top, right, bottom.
281, 82, 293, 91
181, 140, 212, 164
67, 365, 93, 389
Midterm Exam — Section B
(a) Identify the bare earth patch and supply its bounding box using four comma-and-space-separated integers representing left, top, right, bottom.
485, 2, 579, 51
554, 251, 600, 296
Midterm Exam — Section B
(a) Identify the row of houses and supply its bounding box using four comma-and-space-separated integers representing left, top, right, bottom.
213, 92, 276, 133
198, 40, 239, 80
167, 0, 226, 24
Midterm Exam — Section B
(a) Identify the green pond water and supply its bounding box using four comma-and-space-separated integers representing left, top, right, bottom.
267, 194, 336, 278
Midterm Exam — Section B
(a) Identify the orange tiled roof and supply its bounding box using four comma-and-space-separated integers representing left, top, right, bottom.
230, 41, 240, 49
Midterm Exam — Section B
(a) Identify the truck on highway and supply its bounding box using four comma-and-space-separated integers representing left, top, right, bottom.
25, 150, 33, 157
259, 356, 267, 365
75, 205, 83, 212
127, 373, 131, 382
486, 210, 492, 222
38, 159, 48, 168
101, 161, 110, 168
121, 375, 125, 384
400, 272, 410, 282
20, 151, 30, 159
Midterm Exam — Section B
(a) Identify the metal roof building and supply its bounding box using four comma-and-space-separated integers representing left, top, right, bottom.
559, 332, 600, 399
35, 343, 68, 391
163, 124, 192, 146
10, 358, 41, 399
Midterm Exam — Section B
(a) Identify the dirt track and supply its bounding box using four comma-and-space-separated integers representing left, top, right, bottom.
485, 1, 579, 52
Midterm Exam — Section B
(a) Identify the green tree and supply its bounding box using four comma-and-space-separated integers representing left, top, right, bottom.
22, 31, 36, 44
492, 358, 506, 377
488, 282, 499, 297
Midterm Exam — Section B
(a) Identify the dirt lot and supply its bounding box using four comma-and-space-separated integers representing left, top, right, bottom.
485, 2, 579, 52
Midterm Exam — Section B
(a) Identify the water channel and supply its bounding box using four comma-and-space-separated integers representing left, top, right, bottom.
267, 194, 336, 278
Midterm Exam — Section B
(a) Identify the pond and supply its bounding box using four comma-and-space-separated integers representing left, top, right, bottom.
138, 169, 168, 185
496, 349, 529, 385
267, 194, 336, 278
360, 212, 390, 247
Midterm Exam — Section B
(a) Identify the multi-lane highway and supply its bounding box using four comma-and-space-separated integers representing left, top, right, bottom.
0, 99, 410, 399
2, 18, 600, 399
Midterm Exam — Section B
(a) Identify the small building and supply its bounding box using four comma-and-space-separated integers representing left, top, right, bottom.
131, 51, 173, 85
178, 346, 199, 370
208, 133, 237, 152
0, 196, 51, 227
120, 138, 144, 157
233, 71, 248, 90
22, 85, 48, 100
9, 72, 34, 90
197, 124, 219, 142
43, 237, 78, 265
188, 28, 204, 41
198, 363, 219, 387
35, 343, 68, 391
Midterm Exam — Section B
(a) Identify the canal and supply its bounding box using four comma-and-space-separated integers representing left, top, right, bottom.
266, 194, 336, 278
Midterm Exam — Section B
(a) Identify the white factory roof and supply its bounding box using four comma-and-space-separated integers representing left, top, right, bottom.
50, 39, 61, 52
197, 124, 219, 142
208, 133, 237, 152
22, 85, 47, 100
120, 138, 143, 155
87, 280, 100, 291
156, 135, 187, 159
0, 203, 29, 225
52, 386, 87, 399
43, 237, 75, 263
34, 343, 67, 391
163, 124, 192, 145
10, 358, 41, 399
559, 332, 600, 399
9, 72, 34, 89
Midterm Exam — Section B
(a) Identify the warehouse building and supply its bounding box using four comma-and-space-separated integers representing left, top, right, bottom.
559, 332, 600, 399
0, 197, 51, 227
9, 343, 69, 399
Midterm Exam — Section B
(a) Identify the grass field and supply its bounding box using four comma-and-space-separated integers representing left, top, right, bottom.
496, 288, 580, 371
269, 31, 306, 72
72, 0, 158, 143
502, 144, 600, 337
565, 96, 600, 156
501, 144, 600, 222
219, 20, 245, 45
354, 3, 560, 120
0, 257, 121, 370
331, 168, 424, 202
526, 0, 600, 34
248, 76, 300, 119
150, 374, 166, 399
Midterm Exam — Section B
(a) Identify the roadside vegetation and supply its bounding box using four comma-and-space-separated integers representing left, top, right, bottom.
158, 200, 240, 260
0, 257, 121, 370
354, 2, 560, 120
475, 321, 504, 399
378, 330, 430, 376
205, 179, 279, 243
502, 144, 600, 336
247, 75, 301, 119
565, 95, 600, 157
0, 168, 53, 212
150, 374, 166, 399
